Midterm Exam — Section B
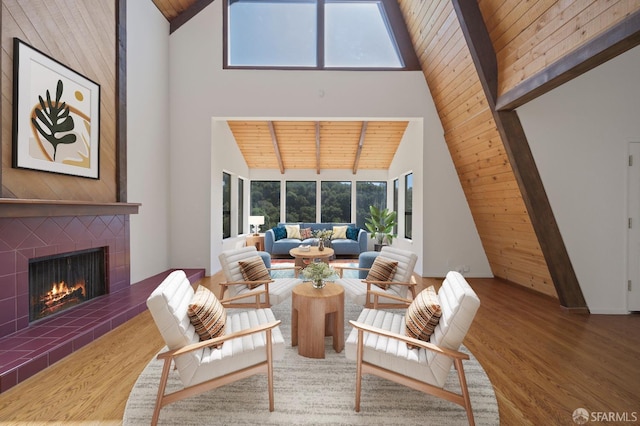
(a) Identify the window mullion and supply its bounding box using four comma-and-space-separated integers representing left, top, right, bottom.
317, 0, 325, 68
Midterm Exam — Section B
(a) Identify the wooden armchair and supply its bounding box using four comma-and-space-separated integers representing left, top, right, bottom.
345, 271, 481, 425
146, 270, 285, 426
218, 246, 301, 308
336, 246, 418, 308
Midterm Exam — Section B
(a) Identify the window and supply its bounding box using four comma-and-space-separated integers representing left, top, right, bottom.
251, 181, 281, 229
404, 173, 412, 240
325, 1, 401, 68
393, 178, 398, 235
227, 0, 316, 67
223, 172, 231, 238
286, 181, 316, 222
321, 181, 351, 222
238, 178, 244, 234
356, 181, 386, 228
225, 0, 419, 70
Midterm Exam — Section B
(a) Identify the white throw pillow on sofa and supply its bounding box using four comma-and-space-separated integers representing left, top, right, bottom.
285, 224, 301, 239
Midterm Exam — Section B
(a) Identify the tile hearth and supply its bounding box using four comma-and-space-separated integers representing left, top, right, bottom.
0, 268, 204, 393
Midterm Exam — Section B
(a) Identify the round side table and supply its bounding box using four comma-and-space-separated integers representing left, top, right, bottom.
291, 282, 344, 358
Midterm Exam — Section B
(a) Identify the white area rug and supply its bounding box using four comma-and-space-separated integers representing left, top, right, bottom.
123, 298, 499, 425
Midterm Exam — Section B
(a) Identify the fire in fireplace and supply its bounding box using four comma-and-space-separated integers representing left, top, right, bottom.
29, 248, 107, 322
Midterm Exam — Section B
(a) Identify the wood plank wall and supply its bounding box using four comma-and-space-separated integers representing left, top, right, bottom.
1, 0, 117, 203
398, 0, 640, 298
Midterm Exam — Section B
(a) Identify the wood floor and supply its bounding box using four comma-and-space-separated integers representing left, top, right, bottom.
0, 271, 638, 425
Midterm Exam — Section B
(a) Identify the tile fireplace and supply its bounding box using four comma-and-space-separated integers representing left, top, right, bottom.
29, 247, 107, 323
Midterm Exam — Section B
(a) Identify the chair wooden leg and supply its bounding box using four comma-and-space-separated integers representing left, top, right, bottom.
355, 329, 364, 412
151, 357, 173, 426
266, 329, 275, 412
454, 358, 475, 426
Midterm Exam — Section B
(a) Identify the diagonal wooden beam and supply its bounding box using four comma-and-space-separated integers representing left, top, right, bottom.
315, 122, 321, 175
452, 0, 587, 311
352, 121, 367, 175
268, 121, 285, 174
496, 9, 640, 111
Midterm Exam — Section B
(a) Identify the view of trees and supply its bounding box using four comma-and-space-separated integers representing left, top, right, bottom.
250, 180, 388, 229
286, 181, 316, 222
355, 181, 386, 228
250, 181, 281, 230
321, 181, 351, 223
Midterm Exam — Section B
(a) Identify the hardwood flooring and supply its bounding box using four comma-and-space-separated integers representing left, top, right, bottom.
0, 271, 638, 425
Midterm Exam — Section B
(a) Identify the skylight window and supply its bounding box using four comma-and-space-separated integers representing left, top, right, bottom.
227, 0, 317, 67
324, 1, 402, 68
224, 0, 418, 70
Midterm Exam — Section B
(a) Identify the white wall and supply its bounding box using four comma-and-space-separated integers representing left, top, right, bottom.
127, 1, 171, 282
518, 46, 640, 314
167, 1, 490, 278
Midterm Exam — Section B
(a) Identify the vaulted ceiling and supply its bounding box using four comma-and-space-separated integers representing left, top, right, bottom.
151, 0, 409, 173
151, 0, 640, 309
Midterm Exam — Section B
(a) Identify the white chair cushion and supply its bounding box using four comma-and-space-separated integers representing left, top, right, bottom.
345, 271, 480, 388
219, 247, 302, 306
338, 246, 418, 305
147, 270, 285, 388
345, 308, 440, 386
219, 246, 261, 282
427, 271, 480, 383
187, 308, 285, 387
339, 277, 405, 306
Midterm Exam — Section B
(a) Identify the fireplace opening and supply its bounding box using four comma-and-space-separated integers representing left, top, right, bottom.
29, 248, 107, 322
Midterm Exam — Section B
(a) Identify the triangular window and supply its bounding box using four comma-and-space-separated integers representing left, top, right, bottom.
224, 0, 419, 70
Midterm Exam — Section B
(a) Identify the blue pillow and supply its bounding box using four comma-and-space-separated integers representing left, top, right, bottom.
272, 226, 287, 241
346, 226, 360, 241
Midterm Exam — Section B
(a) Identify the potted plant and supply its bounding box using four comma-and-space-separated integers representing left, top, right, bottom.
364, 205, 398, 251
301, 262, 336, 289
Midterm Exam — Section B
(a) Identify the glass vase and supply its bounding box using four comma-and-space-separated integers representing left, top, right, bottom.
312, 279, 326, 289
318, 239, 325, 251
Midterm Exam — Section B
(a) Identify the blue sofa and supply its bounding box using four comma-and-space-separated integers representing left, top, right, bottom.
265, 223, 367, 257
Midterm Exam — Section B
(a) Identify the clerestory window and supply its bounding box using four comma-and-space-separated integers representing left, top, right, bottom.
224, 0, 419, 70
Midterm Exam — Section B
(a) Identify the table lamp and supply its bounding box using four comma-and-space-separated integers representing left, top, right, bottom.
248, 215, 265, 235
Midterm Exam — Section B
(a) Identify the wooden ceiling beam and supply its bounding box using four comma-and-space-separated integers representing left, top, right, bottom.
453, 0, 587, 311
352, 121, 367, 174
268, 121, 285, 174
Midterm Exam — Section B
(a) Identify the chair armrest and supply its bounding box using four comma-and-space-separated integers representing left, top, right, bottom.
349, 320, 469, 360
218, 280, 273, 303
264, 229, 275, 252
334, 266, 370, 277
357, 229, 368, 253
158, 320, 282, 360
220, 289, 269, 307
367, 290, 412, 305
362, 280, 416, 287
219, 280, 274, 287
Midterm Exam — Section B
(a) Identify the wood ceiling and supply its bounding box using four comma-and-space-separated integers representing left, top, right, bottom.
228, 120, 408, 173
151, 0, 408, 173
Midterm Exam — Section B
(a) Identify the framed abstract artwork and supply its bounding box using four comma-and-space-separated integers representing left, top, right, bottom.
12, 38, 100, 179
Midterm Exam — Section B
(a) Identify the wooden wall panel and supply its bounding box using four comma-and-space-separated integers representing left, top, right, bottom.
398, 0, 557, 298
1, 0, 117, 202
400, 0, 639, 301
480, 0, 640, 96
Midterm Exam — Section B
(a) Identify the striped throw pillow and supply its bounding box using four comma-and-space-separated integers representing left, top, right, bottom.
300, 227, 313, 239
188, 285, 226, 346
366, 257, 398, 290
238, 256, 271, 289
405, 286, 441, 349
